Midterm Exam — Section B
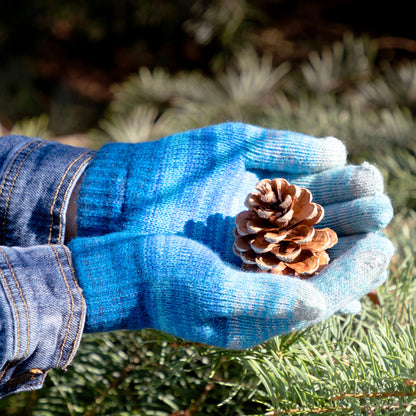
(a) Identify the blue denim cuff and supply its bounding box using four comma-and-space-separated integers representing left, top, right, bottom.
0, 244, 86, 399
0, 135, 93, 398
0, 135, 95, 246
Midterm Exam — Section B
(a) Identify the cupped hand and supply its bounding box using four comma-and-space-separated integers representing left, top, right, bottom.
77, 122, 393, 267
69, 230, 394, 349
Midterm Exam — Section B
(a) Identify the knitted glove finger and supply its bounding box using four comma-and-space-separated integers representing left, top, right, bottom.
328, 232, 392, 315
336, 267, 389, 314
310, 232, 394, 321
328, 232, 384, 259
336, 299, 362, 315
320, 194, 393, 236
266, 162, 386, 206
222, 123, 347, 173
335, 268, 390, 314
329, 234, 392, 314
134, 122, 346, 175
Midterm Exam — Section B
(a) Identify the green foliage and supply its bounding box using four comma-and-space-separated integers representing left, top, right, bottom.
96, 33, 415, 150
4, 33, 416, 415
0, 0, 274, 127
99, 47, 291, 141
8, 115, 51, 139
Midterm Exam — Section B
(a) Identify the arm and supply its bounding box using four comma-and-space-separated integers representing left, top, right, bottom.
0, 135, 93, 398
0, 244, 85, 399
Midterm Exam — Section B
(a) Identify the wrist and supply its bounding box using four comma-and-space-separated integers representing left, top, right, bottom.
65, 174, 84, 242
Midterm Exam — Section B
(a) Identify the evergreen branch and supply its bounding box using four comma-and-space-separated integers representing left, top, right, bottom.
170, 382, 216, 416
9, 115, 51, 139
83, 357, 141, 416
266, 401, 416, 415
332, 387, 416, 400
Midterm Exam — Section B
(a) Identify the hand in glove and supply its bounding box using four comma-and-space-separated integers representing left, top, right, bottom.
69, 123, 394, 347
76, 122, 392, 266
69, 230, 393, 349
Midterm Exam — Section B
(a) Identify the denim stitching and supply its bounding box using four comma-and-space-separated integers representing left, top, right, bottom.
0, 265, 20, 381
37, 371, 48, 388
25, 371, 48, 390
1, 142, 44, 244
0, 140, 41, 244
51, 246, 75, 368
48, 153, 94, 244
0, 140, 39, 200
0, 248, 30, 360
61, 245, 86, 368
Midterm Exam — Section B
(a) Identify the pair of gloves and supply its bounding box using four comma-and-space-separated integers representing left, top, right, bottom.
67, 122, 394, 349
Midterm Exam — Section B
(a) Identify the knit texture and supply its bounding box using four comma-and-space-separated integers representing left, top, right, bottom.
71, 123, 394, 345
69, 231, 394, 349
77, 123, 391, 266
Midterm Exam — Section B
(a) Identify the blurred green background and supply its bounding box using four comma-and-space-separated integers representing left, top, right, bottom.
1, 0, 415, 136
2, 1, 416, 415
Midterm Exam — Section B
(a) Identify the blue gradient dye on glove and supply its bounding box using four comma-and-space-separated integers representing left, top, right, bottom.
69, 231, 394, 349
72, 123, 394, 346
76, 122, 377, 266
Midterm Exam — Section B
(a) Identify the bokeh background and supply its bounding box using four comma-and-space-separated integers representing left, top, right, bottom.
1, 0, 415, 136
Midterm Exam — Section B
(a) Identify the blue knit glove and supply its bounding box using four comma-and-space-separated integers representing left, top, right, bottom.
68, 230, 394, 349
76, 122, 393, 267
68, 122, 394, 347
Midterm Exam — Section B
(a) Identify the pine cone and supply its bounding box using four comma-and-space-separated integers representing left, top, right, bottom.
233, 178, 337, 277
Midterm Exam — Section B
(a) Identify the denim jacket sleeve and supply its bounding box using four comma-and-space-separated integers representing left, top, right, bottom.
0, 135, 95, 246
0, 135, 95, 399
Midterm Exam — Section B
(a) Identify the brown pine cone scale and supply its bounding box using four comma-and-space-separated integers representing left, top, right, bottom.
233, 178, 337, 277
